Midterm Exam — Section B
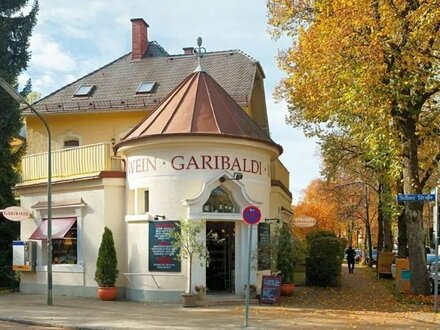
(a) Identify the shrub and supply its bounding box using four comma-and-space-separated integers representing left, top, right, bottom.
305, 230, 336, 247
95, 227, 119, 287
306, 236, 342, 287
276, 226, 295, 283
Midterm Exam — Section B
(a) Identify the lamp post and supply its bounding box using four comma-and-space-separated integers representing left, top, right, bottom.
0, 78, 53, 306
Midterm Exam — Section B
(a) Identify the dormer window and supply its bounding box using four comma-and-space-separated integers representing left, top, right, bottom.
136, 81, 156, 94
74, 84, 95, 97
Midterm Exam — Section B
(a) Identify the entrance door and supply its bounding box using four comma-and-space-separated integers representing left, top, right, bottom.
206, 222, 235, 293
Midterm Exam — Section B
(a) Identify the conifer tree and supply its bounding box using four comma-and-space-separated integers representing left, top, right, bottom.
0, 1, 38, 282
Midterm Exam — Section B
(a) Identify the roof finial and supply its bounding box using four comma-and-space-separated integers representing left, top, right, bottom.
194, 36, 206, 72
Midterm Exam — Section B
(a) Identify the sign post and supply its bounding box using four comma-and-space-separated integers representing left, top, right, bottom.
242, 205, 261, 328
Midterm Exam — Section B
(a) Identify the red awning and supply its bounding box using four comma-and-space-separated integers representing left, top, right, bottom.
29, 217, 76, 240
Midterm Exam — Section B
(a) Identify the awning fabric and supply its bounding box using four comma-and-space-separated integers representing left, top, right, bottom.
29, 217, 76, 240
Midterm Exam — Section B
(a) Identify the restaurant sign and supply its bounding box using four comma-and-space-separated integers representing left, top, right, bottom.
293, 216, 316, 228
128, 154, 265, 176
1, 206, 32, 221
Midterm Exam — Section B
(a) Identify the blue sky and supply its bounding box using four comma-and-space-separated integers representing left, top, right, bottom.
19, 0, 321, 203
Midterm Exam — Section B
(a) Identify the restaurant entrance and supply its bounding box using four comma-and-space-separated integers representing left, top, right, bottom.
206, 221, 235, 293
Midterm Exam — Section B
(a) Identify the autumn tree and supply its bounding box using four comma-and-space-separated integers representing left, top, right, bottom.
268, 0, 440, 295
294, 179, 345, 238
319, 133, 396, 255
0, 0, 38, 284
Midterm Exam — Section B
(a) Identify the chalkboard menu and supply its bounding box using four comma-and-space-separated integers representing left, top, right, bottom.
148, 221, 181, 272
258, 223, 271, 270
260, 275, 281, 304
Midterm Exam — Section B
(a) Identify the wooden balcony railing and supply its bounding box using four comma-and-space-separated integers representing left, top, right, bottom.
21, 143, 122, 182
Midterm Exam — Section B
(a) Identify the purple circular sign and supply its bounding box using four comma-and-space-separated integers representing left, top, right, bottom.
242, 205, 262, 225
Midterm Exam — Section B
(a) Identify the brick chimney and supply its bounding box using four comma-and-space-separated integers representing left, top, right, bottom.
131, 18, 149, 60
183, 47, 195, 55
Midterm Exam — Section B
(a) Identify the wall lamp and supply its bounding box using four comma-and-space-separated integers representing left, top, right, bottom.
154, 215, 166, 221
219, 172, 243, 183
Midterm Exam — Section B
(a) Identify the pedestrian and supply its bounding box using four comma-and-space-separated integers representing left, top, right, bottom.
346, 246, 356, 273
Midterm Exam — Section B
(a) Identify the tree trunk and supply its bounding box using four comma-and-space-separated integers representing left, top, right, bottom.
365, 184, 373, 267
377, 182, 384, 251
382, 180, 393, 252
398, 114, 429, 295
366, 222, 373, 267
187, 255, 193, 293
396, 177, 408, 258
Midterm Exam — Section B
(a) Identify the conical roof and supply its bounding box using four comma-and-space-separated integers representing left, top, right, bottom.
116, 70, 282, 154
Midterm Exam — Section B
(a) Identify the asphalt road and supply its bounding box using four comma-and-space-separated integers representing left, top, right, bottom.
0, 320, 68, 329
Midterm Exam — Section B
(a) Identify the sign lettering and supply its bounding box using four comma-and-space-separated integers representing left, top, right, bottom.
127, 154, 265, 176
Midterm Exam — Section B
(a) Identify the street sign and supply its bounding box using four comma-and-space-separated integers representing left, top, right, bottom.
396, 194, 435, 202
242, 205, 261, 225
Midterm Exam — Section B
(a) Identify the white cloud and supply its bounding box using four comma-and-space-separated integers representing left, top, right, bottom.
30, 34, 76, 72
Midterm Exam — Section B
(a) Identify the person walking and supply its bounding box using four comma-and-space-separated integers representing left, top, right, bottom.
346, 246, 356, 273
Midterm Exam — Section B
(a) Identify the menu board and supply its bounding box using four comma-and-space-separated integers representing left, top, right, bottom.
258, 223, 271, 270
148, 221, 181, 272
260, 275, 281, 304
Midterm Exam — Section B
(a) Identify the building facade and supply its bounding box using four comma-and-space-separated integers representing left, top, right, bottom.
16, 18, 292, 302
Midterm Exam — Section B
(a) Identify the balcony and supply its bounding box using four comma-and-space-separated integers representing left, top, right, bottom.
21, 143, 123, 183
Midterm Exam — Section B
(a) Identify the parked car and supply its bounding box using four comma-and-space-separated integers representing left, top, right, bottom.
354, 249, 363, 263
426, 254, 437, 267
429, 260, 440, 294
365, 249, 378, 265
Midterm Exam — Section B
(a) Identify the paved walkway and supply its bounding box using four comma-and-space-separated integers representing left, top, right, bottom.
0, 265, 439, 329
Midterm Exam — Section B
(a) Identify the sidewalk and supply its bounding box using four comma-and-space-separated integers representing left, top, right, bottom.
1, 266, 439, 329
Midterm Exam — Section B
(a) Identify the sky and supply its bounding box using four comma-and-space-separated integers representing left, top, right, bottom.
19, 0, 321, 203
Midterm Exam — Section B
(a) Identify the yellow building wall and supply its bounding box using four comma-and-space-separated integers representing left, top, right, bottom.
25, 110, 149, 154
247, 71, 270, 136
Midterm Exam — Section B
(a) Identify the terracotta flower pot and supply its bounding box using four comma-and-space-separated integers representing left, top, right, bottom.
98, 286, 117, 301
181, 293, 198, 307
280, 283, 295, 296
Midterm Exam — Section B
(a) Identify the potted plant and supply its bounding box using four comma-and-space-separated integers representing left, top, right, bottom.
95, 227, 119, 301
276, 226, 295, 296
170, 219, 210, 307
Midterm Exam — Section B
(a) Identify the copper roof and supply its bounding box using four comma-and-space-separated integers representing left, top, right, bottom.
116, 70, 282, 153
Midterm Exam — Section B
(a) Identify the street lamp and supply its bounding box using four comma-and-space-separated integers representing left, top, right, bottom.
0, 78, 53, 306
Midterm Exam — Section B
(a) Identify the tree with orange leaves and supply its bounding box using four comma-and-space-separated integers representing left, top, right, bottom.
293, 179, 345, 239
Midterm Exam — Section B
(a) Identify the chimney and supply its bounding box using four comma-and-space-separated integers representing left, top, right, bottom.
131, 18, 149, 60
183, 47, 195, 55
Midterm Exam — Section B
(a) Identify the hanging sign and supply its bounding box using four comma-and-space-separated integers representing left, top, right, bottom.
1, 206, 32, 221
293, 216, 316, 228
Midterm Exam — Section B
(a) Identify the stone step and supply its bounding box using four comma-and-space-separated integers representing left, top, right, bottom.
197, 297, 259, 306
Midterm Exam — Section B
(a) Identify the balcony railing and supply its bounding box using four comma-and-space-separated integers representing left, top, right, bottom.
21, 143, 122, 183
